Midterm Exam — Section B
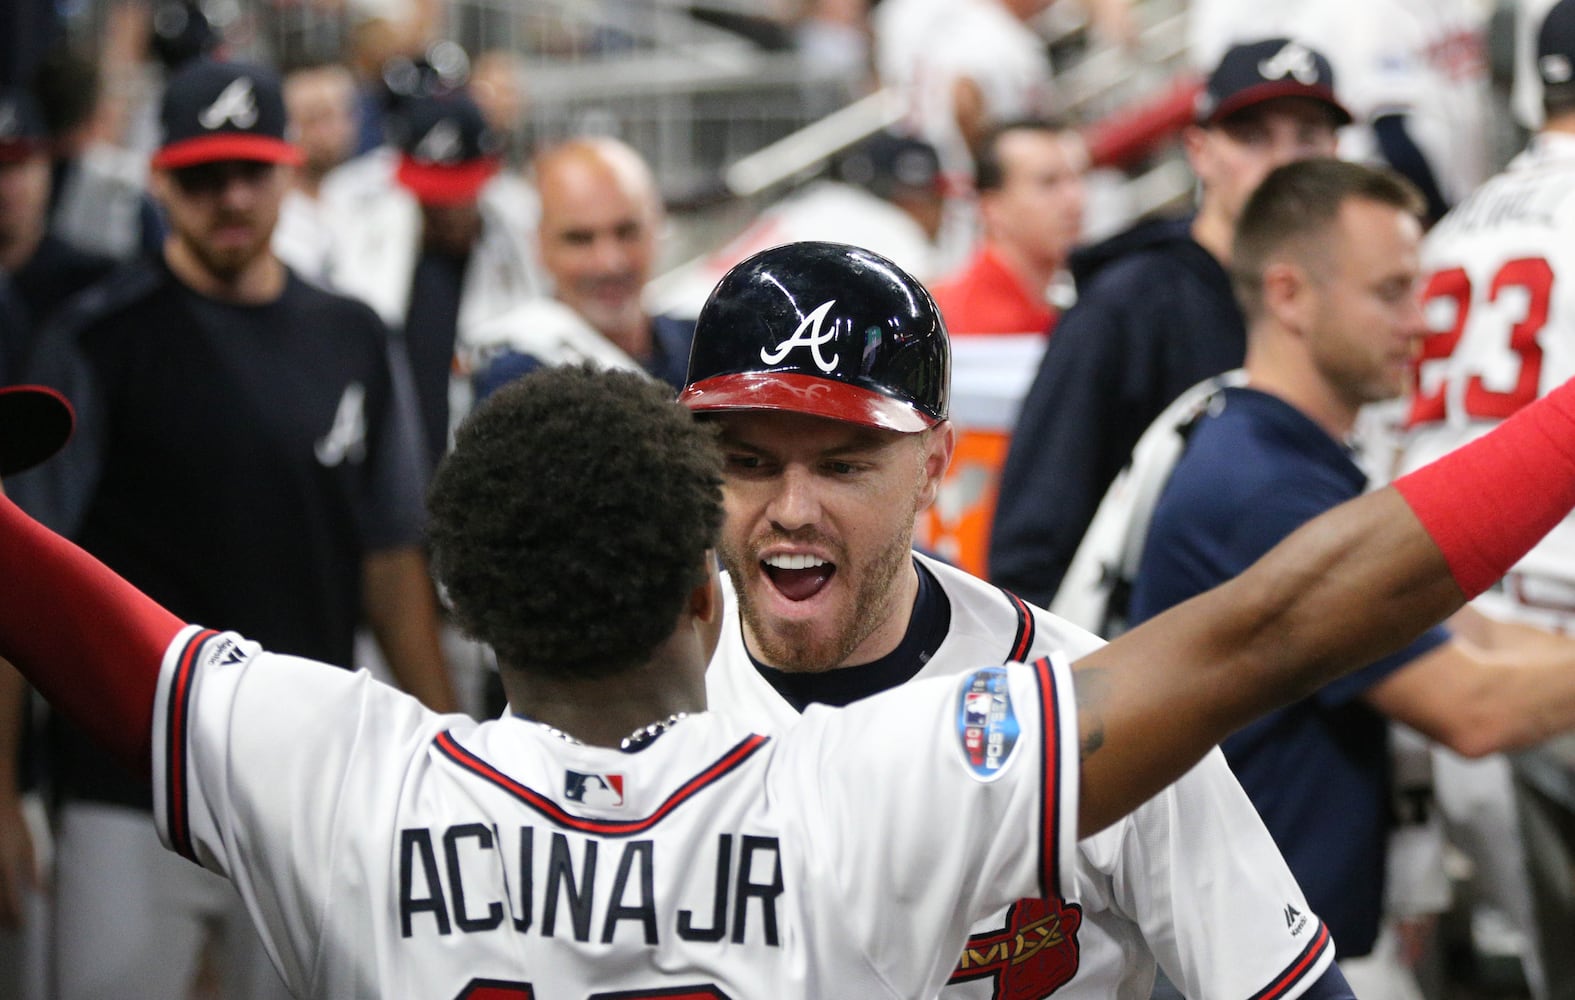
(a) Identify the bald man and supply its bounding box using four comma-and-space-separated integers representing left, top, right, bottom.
468, 136, 695, 392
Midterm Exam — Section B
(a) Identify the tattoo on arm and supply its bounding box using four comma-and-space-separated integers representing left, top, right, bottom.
1072, 668, 1107, 761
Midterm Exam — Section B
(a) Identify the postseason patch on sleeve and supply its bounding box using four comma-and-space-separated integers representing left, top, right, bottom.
955, 666, 1022, 781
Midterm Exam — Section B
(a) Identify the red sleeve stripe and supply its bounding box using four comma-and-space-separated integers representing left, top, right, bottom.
1001, 589, 1037, 662
432, 731, 769, 837
1030, 655, 1063, 899
163, 628, 220, 864
1248, 920, 1334, 1000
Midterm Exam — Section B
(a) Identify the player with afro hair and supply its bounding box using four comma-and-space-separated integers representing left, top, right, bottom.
426, 363, 723, 679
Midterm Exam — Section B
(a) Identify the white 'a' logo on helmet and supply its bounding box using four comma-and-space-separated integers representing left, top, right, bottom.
1257, 41, 1319, 85
413, 120, 463, 164
198, 78, 259, 130
760, 299, 840, 373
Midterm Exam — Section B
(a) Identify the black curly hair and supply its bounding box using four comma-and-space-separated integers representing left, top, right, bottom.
427, 364, 723, 679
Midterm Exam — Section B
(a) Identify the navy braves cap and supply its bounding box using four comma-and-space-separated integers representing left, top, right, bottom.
152, 59, 302, 170
681, 242, 950, 433
1538, 0, 1575, 88
393, 92, 501, 205
0, 385, 73, 476
0, 87, 50, 163
1196, 38, 1352, 127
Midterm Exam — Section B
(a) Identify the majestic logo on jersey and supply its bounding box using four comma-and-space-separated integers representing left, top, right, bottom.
412, 120, 464, 164
1257, 42, 1319, 85
212, 637, 246, 668
197, 78, 260, 131
199, 635, 247, 671
565, 770, 625, 808
951, 897, 1084, 999
759, 299, 840, 373
1284, 903, 1310, 935
956, 667, 1022, 780
315, 382, 367, 467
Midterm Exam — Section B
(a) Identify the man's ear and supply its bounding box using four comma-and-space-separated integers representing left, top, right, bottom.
916, 421, 956, 512
1181, 124, 1212, 182
689, 554, 721, 624
691, 552, 724, 663
1262, 259, 1313, 334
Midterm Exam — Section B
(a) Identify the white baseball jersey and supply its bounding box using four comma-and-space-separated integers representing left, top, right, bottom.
708, 554, 1336, 1000
149, 625, 1079, 1000
1398, 131, 1575, 630
1189, 0, 1494, 205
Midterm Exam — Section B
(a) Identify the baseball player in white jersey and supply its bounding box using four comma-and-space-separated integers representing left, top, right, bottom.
1392, 6, 1575, 989
684, 242, 1339, 999
1401, 0, 1575, 629
0, 368, 1085, 1000
11, 249, 1575, 995
708, 562, 1333, 1000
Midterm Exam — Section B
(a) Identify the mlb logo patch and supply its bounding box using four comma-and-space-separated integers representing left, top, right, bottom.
565, 770, 625, 808
964, 691, 992, 727
954, 667, 1021, 781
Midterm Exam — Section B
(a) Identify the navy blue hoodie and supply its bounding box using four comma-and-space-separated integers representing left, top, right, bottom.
988, 215, 1245, 607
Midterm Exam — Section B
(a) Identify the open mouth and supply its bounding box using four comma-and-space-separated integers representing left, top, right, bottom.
762, 552, 835, 602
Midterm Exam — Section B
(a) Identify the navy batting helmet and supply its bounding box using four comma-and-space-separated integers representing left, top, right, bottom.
679, 241, 949, 432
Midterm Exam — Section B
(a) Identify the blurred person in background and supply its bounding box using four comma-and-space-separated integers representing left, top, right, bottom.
469, 136, 691, 394
1386, 1, 1575, 990
991, 38, 1347, 606
326, 89, 543, 472
274, 60, 359, 279
930, 117, 1085, 336
0, 85, 116, 379
874, 0, 1060, 268
1187, 0, 1495, 225
922, 116, 1086, 576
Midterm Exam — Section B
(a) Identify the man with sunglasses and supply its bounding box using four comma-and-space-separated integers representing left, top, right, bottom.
5, 58, 455, 1000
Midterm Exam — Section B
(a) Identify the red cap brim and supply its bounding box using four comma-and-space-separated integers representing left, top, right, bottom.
0, 385, 74, 476
1204, 82, 1353, 127
396, 155, 499, 205
679, 372, 938, 433
151, 134, 303, 170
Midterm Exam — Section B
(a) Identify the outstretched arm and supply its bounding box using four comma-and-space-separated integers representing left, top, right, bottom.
0, 491, 183, 778
1073, 376, 1575, 836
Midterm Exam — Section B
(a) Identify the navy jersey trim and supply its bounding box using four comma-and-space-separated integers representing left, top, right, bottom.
1248, 919, 1334, 1000
433, 731, 769, 837
1001, 588, 1036, 662
164, 627, 220, 864
1030, 655, 1062, 898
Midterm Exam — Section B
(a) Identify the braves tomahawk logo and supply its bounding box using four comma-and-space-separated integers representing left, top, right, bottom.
760, 300, 840, 373
198, 78, 260, 131
950, 897, 1083, 999
1257, 41, 1319, 85
315, 383, 367, 467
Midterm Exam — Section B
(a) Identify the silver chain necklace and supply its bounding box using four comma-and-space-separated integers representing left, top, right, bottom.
532, 712, 690, 752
